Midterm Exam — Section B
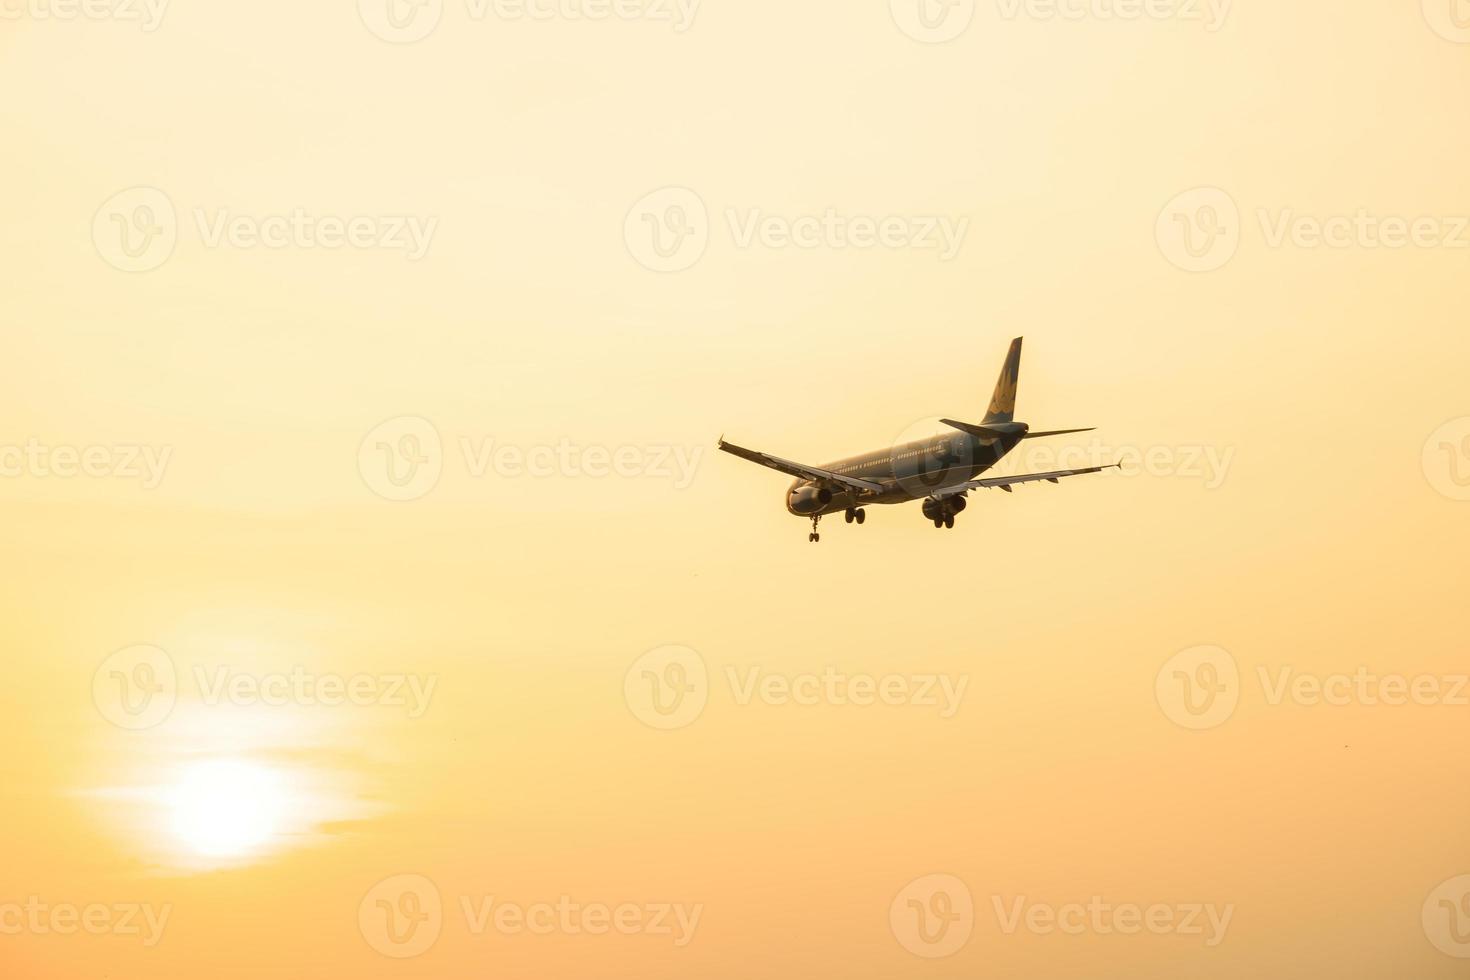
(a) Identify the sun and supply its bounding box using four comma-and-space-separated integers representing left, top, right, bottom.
166, 760, 288, 859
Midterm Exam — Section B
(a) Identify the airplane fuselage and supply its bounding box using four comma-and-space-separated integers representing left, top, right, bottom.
785, 422, 1029, 517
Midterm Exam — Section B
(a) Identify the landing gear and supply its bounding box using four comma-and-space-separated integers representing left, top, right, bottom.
844, 508, 867, 525
809, 514, 822, 543
922, 494, 966, 530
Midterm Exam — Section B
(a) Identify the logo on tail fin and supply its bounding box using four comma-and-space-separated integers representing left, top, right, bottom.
983, 337, 1022, 423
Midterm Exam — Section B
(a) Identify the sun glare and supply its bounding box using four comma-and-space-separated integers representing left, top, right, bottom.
166, 760, 287, 859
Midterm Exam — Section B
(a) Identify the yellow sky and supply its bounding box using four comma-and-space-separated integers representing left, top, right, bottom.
4, 1, 1470, 976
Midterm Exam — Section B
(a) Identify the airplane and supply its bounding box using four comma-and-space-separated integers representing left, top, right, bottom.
718, 337, 1117, 542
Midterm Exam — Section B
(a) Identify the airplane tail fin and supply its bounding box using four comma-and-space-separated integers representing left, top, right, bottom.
983, 337, 1022, 423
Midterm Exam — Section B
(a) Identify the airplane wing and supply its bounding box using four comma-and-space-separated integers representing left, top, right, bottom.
932, 463, 1119, 498
717, 439, 886, 494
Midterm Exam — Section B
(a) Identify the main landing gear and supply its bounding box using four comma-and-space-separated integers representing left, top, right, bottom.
808, 515, 821, 543
921, 494, 965, 530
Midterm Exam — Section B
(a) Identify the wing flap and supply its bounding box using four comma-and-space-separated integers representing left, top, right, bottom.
933, 463, 1118, 499
717, 439, 886, 494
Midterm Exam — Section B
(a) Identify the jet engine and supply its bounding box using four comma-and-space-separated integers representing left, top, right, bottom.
921, 494, 966, 521
788, 485, 834, 514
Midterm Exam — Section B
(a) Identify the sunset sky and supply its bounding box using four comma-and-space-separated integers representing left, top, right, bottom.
4, 2, 1470, 976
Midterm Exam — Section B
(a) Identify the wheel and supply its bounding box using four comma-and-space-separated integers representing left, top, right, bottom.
944, 516, 954, 529
813, 532, 821, 542
844, 510, 854, 524
934, 519, 943, 528
855, 509, 866, 525
808, 533, 815, 542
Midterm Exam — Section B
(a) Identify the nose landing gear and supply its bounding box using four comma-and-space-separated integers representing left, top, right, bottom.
809, 507, 867, 543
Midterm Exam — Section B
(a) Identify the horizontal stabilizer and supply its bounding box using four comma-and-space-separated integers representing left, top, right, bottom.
1023, 427, 1095, 439
940, 418, 1022, 440
941, 419, 1093, 441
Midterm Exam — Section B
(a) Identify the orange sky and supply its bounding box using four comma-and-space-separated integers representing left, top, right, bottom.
3, 2, 1470, 977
